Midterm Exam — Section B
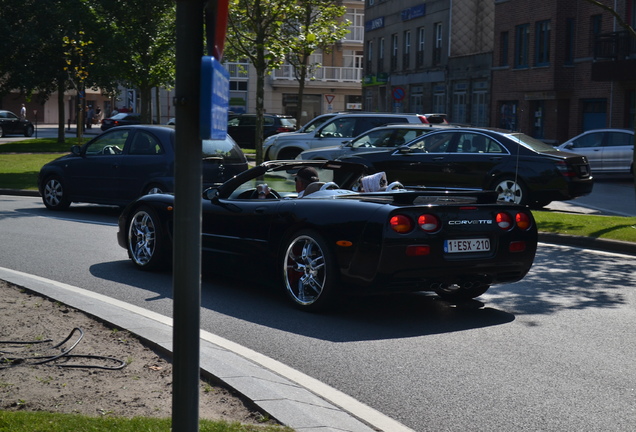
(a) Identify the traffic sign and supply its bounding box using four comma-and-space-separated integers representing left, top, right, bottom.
325, 94, 335, 104
392, 87, 406, 101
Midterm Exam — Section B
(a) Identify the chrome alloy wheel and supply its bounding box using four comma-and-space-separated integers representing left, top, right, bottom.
43, 178, 64, 208
283, 234, 327, 306
494, 178, 523, 204
128, 210, 157, 267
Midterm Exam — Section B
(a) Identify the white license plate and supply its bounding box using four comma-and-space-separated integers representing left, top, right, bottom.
444, 238, 490, 253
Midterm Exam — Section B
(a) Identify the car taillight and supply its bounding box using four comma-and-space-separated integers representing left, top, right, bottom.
417, 115, 429, 124
515, 212, 532, 230
276, 127, 294, 133
390, 215, 413, 233
509, 241, 527, 252
556, 160, 577, 177
496, 212, 513, 230
418, 214, 440, 232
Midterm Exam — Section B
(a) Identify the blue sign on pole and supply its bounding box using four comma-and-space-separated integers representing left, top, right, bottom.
200, 56, 229, 140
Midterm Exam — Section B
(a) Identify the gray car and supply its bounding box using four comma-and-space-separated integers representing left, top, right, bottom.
297, 124, 456, 161
556, 128, 634, 175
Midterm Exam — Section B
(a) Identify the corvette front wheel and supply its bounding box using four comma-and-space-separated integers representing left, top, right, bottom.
282, 230, 338, 312
127, 206, 168, 271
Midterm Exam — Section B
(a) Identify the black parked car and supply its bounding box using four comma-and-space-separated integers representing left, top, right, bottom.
101, 112, 141, 131
38, 125, 248, 210
340, 127, 594, 208
227, 113, 296, 148
0, 110, 34, 137
117, 160, 537, 311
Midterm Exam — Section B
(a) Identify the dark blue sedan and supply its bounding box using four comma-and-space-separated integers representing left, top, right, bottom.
38, 125, 248, 210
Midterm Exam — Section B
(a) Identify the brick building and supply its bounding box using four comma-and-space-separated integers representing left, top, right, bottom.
492, 0, 636, 144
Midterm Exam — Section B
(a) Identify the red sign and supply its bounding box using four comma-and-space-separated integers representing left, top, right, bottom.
325, 94, 335, 104
392, 87, 406, 101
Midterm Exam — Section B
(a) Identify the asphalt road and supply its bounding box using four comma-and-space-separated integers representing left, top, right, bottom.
1, 194, 635, 431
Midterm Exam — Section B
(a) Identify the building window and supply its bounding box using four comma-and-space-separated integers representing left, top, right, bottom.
417, 27, 425, 66
565, 18, 575, 65
403, 31, 411, 69
590, 14, 602, 55
433, 86, 445, 113
391, 34, 399, 71
433, 23, 443, 65
378, 37, 384, 73
452, 90, 467, 124
535, 20, 551, 66
514, 24, 529, 68
499, 31, 509, 66
499, 101, 518, 130
366, 40, 373, 74
411, 86, 423, 113
472, 91, 488, 127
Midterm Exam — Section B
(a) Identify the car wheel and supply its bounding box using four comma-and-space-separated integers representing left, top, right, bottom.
42, 176, 71, 210
127, 206, 168, 271
24, 125, 34, 137
282, 230, 338, 311
492, 176, 528, 205
435, 283, 490, 303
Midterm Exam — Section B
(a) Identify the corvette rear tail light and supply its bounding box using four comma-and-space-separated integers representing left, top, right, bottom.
555, 160, 577, 177
496, 212, 513, 230
509, 241, 527, 252
418, 214, 440, 232
515, 212, 532, 230
390, 214, 413, 233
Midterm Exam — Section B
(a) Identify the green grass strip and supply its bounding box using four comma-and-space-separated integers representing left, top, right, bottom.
0, 410, 293, 432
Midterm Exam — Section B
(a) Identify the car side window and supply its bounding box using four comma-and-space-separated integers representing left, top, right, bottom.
411, 132, 455, 153
85, 129, 129, 155
320, 118, 356, 137
606, 132, 633, 147
352, 129, 395, 148
128, 131, 163, 155
572, 133, 603, 149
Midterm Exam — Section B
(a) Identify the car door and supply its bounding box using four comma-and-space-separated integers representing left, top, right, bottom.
64, 128, 129, 201
565, 131, 605, 172
601, 131, 634, 172
116, 129, 172, 201
364, 131, 458, 186
201, 197, 281, 274
0, 111, 21, 135
431, 132, 508, 188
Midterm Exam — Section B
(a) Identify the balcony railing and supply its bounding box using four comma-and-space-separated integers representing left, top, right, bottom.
271, 65, 363, 82
594, 31, 636, 60
224, 62, 250, 79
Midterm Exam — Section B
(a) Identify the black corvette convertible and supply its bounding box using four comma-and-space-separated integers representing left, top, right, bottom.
118, 160, 538, 311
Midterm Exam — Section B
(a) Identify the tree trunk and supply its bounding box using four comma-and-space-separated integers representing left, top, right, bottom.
57, 78, 66, 144
140, 86, 153, 124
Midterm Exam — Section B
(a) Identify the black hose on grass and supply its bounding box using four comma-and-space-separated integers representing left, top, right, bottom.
0, 327, 126, 370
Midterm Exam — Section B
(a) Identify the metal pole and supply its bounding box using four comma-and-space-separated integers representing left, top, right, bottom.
173, 1, 204, 430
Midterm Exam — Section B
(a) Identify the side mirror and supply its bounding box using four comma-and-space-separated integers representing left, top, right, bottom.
397, 145, 412, 154
71, 145, 81, 156
203, 187, 220, 202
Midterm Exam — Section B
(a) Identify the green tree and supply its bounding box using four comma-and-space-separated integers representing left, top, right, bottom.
91, 0, 176, 124
226, 0, 294, 164
283, 0, 349, 126
0, 0, 99, 143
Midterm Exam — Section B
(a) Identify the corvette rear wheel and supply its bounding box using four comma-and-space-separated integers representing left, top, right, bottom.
282, 230, 338, 311
127, 206, 167, 271
435, 283, 490, 303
